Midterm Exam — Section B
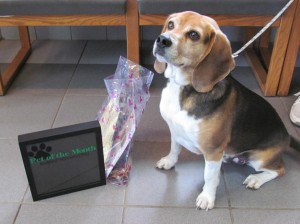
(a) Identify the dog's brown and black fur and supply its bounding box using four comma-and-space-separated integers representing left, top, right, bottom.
153, 11, 299, 210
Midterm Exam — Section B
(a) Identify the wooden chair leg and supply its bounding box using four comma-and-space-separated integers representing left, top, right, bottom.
263, 0, 297, 96
244, 0, 296, 96
0, 26, 31, 96
259, 28, 272, 68
277, 0, 300, 96
126, 0, 140, 64
0, 72, 4, 96
244, 27, 269, 90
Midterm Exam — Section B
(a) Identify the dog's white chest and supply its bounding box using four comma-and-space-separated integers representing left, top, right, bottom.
160, 81, 202, 154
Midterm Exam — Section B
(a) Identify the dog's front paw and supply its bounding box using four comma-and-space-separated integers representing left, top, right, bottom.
156, 156, 176, 170
196, 192, 215, 211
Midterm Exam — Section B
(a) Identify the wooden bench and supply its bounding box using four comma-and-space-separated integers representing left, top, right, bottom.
0, 0, 139, 96
1, 0, 297, 96
137, 0, 297, 96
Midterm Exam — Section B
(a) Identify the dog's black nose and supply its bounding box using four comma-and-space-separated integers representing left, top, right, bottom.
156, 35, 172, 48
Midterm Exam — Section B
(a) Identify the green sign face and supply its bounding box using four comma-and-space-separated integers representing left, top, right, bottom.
19, 121, 106, 201
28, 143, 97, 165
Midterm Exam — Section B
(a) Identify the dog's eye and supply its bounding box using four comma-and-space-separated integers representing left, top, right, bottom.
168, 21, 174, 30
187, 31, 200, 41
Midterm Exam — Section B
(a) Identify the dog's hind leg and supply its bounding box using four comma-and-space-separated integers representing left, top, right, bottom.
156, 136, 182, 170
243, 147, 285, 189
243, 169, 280, 189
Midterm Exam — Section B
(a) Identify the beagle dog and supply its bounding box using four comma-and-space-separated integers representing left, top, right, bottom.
153, 11, 297, 210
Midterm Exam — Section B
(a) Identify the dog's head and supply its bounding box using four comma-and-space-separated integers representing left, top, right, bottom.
153, 11, 235, 92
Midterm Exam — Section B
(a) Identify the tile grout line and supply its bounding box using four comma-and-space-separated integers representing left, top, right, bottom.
221, 167, 235, 224
13, 200, 300, 211
230, 207, 300, 211
121, 188, 127, 224
49, 40, 89, 128
12, 186, 30, 224
16, 201, 238, 211
122, 204, 229, 209
12, 203, 22, 224
121, 207, 126, 224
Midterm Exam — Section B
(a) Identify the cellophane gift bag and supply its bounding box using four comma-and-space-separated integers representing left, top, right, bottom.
97, 56, 154, 185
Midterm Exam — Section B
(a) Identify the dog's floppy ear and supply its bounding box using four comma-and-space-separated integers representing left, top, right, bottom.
192, 31, 235, 92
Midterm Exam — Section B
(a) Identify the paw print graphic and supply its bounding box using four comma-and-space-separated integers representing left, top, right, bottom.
27, 143, 52, 159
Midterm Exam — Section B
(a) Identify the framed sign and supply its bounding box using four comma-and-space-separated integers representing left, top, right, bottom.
18, 120, 106, 201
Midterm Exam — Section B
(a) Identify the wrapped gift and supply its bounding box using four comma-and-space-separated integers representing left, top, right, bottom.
97, 56, 154, 185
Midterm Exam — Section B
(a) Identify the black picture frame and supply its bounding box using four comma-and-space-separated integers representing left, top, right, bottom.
18, 120, 106, 201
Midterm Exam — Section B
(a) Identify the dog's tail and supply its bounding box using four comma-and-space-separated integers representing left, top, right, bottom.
290, 136, 300, 152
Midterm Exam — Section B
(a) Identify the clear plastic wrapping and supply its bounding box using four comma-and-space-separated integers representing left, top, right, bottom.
97, 56, 154, 185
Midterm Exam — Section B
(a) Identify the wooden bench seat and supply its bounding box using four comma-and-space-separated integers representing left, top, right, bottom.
0, 0, 139, 96
0, 0, 298, 96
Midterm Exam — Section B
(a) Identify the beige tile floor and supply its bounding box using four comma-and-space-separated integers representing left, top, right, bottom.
0, 39, 300, 224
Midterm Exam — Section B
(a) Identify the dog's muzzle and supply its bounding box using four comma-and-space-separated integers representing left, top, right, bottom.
154, 35, 172, 56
